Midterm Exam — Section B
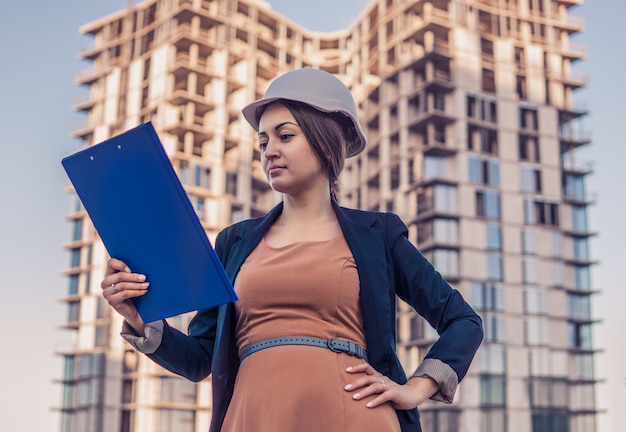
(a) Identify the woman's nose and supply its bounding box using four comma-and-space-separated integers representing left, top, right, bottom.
264, 139, 279, 159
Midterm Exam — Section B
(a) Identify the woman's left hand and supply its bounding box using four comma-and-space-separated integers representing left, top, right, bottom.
344, 362, 438, 410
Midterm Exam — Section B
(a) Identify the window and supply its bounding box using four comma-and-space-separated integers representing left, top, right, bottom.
530, 379, 569, 409
469, 156, 500, 187
472, 281, 505, 312
522, 228, 536, 254
481, 375, 506, 406
569, 323, 592, 349
64, 356, 76, 381
70, 248, 81, 268
434, 185, 456, 212
554, 261, 564, 287
418, 185, 457, 214
574, 353, 595, 379
529, 348, 550, 376
526, 318, 548, 345
482, 68, 496, 93
68, 301, 80, 323
419, 219, 459, 245
423, 155, 447, 180
573, 237, 589, 261
477, 190, 501, 219
524, 199, 559, 226
522, 257, 538, 284
68, 275, 79, 296
179, 160, 190, 184
409, 314, 439, 342
467, 94, 497, 123
95, 297, 110, 319
72, 220, 83, 241
94, 324, 110, 347
531, 410, 569, 432
519, 134, 540, 161
571, 414, 597, 432
520, 107, 539, 130
157, 409, 195, 432
193, 196, 205, 217
516, 75, 527, 99
160, 377, 197, 404
431, 249, 459, 278
574, 265, 591, 291
571, 384, 596, 410
525, 288, 547, 315
467, 95, 477, 118
468, 125, 498, 155
420, 410, 460, 432
194, 165, 211, 189
486, 224, 502, 250
481, 410, 507, 432
563, 173, 585, 201
571, 205, 588, 232
521, 166, 542, 193
552, 232, 562, 257
567, 294, 591, 320
121, 410, 132, 432
483, 314, 506, 343
487, 253, 503, 281
479, 345, 506, 374
225, 172, 238, 196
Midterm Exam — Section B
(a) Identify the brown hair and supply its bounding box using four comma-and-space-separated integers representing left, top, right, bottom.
263, 100, 355, 199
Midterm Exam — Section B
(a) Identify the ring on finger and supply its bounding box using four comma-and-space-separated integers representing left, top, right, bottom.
381, 379, 386, 389
112, 283, 118, 294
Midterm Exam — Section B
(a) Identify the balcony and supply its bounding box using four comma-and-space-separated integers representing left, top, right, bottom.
553, 0, 583, 7
555, 42, 586, 61
171, 23, 219, 57
562, 159, 593, 176
173, 1, 222, 29
405, 7, 451, 43
552, 14, 585, 34
550, 71, 587, 89
75, 66, 109, 85
562, 190, 597, 206
559, 127, 591, 152
168, 87, 215, 116
73, 96, 97, 113
71, 120, 95, 140
408, 107, 456, 132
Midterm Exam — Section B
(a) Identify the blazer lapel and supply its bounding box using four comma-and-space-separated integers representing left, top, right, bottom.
333, 201, 393, 371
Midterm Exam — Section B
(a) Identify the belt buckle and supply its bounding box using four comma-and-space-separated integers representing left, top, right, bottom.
327, 338, 343, 353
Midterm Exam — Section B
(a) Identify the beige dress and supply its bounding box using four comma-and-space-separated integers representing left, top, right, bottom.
221, 234, 401, 431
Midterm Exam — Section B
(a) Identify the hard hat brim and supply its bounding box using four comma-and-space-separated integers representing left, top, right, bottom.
242, 70, 366, 159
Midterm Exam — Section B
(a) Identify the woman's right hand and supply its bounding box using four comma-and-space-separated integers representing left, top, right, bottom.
101, 258, 150, 335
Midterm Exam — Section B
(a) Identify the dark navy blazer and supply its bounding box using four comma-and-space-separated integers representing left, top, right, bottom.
147, 201, 483, 432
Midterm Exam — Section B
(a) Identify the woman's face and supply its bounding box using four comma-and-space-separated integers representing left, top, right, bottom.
257, 103, 327, 196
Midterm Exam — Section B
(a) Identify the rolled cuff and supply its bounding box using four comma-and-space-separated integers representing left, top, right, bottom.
412, 358, 458, 403
120, 320, 164, 354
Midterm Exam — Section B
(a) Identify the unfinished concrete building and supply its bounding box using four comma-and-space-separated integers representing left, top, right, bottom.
60, 0, 596, 431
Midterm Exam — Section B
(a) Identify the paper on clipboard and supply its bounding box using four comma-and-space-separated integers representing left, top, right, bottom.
61, 122, 237, 322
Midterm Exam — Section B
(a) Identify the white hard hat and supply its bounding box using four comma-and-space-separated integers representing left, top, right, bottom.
242, 68, 366, 157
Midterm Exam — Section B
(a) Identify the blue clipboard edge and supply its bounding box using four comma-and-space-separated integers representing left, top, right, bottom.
61, 122, 237, 321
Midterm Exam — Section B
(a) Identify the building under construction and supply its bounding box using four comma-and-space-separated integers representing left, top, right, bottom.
59, 0, 596, 431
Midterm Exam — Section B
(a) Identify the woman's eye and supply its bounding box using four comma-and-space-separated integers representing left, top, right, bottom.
259, 142, 268, 151
280, 134, 294, 141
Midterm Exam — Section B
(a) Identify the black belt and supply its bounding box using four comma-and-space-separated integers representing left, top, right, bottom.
239, 336, 368, 362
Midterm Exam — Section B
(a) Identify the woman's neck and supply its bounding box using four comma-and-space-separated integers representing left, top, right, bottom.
278, 190, 336, 228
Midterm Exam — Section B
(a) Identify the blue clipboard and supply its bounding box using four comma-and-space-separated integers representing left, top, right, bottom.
62, 122, 237, 322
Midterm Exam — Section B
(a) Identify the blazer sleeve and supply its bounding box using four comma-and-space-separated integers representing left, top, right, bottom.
385, 213, 483, 401
130, 228, 234, 382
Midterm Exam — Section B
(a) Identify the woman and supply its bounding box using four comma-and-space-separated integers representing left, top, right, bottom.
102, 68, 483, 431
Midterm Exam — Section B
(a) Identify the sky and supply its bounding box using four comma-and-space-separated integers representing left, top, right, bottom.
0, 1, 623, 431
